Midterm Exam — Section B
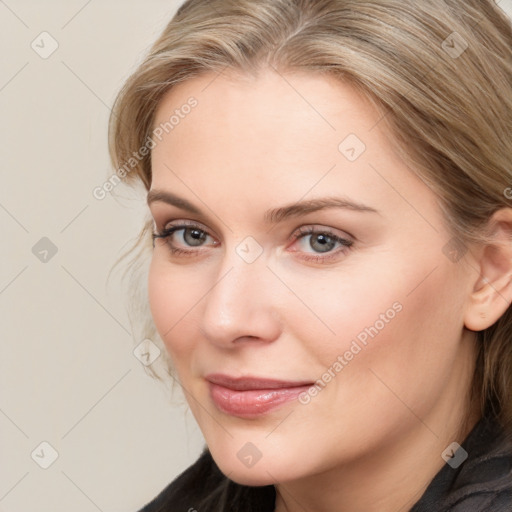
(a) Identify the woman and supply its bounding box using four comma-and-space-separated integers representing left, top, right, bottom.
108, 0, 512, 510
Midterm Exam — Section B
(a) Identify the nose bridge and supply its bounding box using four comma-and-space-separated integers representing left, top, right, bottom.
212, 237, 268, 304
199, 239, 280, 345
206, 241, 266, 317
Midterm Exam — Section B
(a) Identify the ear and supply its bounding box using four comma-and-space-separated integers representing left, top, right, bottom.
464, 208, 512, 332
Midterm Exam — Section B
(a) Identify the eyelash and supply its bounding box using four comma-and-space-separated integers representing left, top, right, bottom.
151, 221, 354, 263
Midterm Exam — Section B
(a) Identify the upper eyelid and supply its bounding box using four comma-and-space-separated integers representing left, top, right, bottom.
158, 220, 350, 234
160, 219, 213, 234
295, 225, 354, 240
158, 222, 353, 246
151, 206, 227, 235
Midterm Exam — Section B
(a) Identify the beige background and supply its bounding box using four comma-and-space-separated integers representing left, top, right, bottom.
1, 1, 511, 511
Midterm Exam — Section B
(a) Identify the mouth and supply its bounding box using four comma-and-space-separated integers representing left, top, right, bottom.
205, 374, 314, 418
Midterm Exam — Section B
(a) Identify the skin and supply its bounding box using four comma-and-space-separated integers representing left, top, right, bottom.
146, 67, 512, 512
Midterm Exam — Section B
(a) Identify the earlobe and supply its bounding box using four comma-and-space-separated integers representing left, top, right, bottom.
464, 208, 512, 332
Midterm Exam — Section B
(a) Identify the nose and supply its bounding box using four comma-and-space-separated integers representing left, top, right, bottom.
198, 244, 282, 348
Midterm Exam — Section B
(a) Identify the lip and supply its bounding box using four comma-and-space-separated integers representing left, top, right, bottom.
206, 374, 314, 418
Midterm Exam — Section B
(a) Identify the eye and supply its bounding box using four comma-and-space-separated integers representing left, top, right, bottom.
152, 221, 353, 262
152, 222, 218, 255
177, 227, 209, 247
289, 226, 353, 262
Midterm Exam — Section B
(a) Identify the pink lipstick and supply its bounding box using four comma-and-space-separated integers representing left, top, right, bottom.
206, 374, 313, 418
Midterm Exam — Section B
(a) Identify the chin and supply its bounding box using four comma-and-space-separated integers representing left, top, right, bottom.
210, 447, 295, 487
227, 469, 277, 487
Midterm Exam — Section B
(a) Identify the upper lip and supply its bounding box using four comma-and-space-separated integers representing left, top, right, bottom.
205, 373, 314, 391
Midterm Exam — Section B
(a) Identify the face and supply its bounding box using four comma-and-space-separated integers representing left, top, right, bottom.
147, 68, 478, 485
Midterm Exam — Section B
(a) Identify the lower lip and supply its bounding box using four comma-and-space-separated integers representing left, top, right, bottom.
208, 382, 312, 418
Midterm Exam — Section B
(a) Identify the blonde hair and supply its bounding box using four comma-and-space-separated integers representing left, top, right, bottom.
108, 0, 512, 436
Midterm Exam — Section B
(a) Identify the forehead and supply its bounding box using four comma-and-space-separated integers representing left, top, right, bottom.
152, 68, 376, 180
149, 68, 441, 229
153, 67, 380, 139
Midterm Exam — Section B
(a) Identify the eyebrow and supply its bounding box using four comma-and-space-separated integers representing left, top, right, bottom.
147, 190, 380, 223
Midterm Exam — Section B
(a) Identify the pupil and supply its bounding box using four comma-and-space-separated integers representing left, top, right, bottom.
185, 228, 206, 246
311, 233, 335, 253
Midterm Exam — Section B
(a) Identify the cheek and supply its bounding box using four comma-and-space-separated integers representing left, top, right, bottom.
282, 261, 468, 463
274, 259, 407, 366
147, 257, 195, 359
291, 249, 466, 392
147, 258, 170, 338
350, 265, 464, 404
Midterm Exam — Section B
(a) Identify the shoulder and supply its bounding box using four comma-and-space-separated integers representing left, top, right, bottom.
449, 416, 512, 511
449, 488, 512, 512
412, 415, 512, 512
